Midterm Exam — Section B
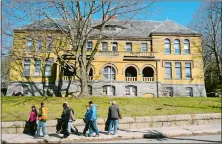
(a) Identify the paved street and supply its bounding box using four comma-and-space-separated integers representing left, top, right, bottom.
95, 135, 222, 143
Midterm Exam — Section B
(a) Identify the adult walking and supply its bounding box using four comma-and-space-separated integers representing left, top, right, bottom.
82, 104, 91, 136
64, 102, 78, 134
35, 102, 48, 138
61, 102, 72, 138
87, 101, 99, 137
28, 105, 37, 136
108, 101, 122, 136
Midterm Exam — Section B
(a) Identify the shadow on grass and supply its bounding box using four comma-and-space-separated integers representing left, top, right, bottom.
163, 104, 221, 109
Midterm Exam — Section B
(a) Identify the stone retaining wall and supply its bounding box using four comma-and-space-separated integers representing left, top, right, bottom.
2, 113, 221, 134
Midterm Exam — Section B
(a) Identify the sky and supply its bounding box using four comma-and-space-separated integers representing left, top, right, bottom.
2, 0, 202, 55
133, 0, 201, 26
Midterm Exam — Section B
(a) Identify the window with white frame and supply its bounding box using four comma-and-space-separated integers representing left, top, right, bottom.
26, 38, 33, 51
186, 87, 193, 96
102, 42, 108, 51
103, 85, 115, 96
184, 39, 190, 54
126, 43, 132, 52
175, 62, 182, 79
36, 38, 42, 51
45, 60, 52, 76
87, 41, 93, 51
112, 42, 118, 52
165, 62, 172, 79
46, 37, 53, 51
164, 39, 171, 54
141, 43, 147, 52
24, 60, 31, 76
34, 60, 41, 76
22, 84, 29, 95
103, 66, 116, 80
125, 85, 137, 96
174, 39, 181, 54
166, 87, 173, 97
185, 62, 192, 78
88, 85, 92, 95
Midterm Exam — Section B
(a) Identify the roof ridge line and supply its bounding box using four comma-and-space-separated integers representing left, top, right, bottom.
151, 19, 167, 33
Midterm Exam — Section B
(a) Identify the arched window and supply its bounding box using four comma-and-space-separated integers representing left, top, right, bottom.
184, 39, 190, 54
26, 37, 33, 51
164, 39, 171, 54
103, 66, 116, 80
46, 36, 53, 51
174, 39, 181, 54
142, 66, 154, 81
125, 85, 137, 96
103, 85, 115, 96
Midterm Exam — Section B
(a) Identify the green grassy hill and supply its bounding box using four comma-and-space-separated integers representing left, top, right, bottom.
2, 96, 221, 121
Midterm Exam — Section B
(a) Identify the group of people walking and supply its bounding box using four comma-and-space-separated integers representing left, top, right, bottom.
28, 100, 122, 138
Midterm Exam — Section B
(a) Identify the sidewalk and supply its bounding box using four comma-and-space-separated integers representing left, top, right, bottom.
1, 124, 221, 143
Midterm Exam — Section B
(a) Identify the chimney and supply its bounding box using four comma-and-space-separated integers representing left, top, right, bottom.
105, 15, 118, 20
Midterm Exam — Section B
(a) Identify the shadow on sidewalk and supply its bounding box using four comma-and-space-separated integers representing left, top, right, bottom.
118, 128, 167, 139
166, 137, 221, 143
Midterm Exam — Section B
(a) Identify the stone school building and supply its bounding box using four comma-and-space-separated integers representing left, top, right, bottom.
7, 18, 206, 97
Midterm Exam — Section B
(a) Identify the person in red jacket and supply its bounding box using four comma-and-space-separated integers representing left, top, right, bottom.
29, 105, 37, 136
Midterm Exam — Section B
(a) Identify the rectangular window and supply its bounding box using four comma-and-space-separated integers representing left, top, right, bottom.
87, 41, 93, 51
45, 60, 52, 76
46, 37, 52, 51
112, 42, 118, 52
23, 85, 29, 95
165, 62, 172, 79
24, 60, 31, 76
26, 38, 32, 51
185, 62, 192, 78
34, 60, 41, 76
126, 87, 130, 95
141, 43, 147, 52
186, 87, 193, 97
175, 62, 182, 79
166, 87, 173, 97
36, 39, 42, 51
126, 43, 132, 52
102, 42, 108, 51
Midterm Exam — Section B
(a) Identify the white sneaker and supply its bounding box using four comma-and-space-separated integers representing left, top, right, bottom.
113, 134, 118, 137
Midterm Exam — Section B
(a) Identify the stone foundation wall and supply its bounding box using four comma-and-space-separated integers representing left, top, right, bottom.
6, 81, 206, 97
1, 113, 220, 134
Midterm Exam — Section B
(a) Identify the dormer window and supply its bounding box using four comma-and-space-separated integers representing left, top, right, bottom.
104, 25, 116, 31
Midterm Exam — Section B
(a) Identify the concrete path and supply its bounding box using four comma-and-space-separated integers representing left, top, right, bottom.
1, 124, 221, 143
98, 135, 222, 143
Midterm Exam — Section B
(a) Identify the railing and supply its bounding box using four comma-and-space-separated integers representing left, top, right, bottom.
125, 77, 137, 81
124, 52, 154, 57
63, 76, 93, 81
63, 76, 75, 81
143, 77, 154, 82
99, 51, 119, 56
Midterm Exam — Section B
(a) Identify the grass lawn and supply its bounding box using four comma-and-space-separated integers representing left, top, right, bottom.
1, 96, 221, 122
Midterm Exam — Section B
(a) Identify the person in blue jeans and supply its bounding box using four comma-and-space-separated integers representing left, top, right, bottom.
86, 101, 99, 137
108, 101, 122, 136
35, 102, 48, 138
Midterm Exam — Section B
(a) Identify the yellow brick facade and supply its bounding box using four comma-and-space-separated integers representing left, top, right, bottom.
7, 26, 206, 97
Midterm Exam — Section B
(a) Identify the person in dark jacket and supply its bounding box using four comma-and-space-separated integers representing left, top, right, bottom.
108, 101, 122, 136
61, 103, 71, 138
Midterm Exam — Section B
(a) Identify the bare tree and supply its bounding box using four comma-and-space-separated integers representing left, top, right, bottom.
2, 0, 155, 97
188, 0, 222, 95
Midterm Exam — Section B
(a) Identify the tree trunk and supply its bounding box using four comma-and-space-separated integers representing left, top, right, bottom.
79, 66, 88, 97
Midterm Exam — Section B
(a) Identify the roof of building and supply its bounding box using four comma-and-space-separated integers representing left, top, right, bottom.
17, 18, 200, 38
